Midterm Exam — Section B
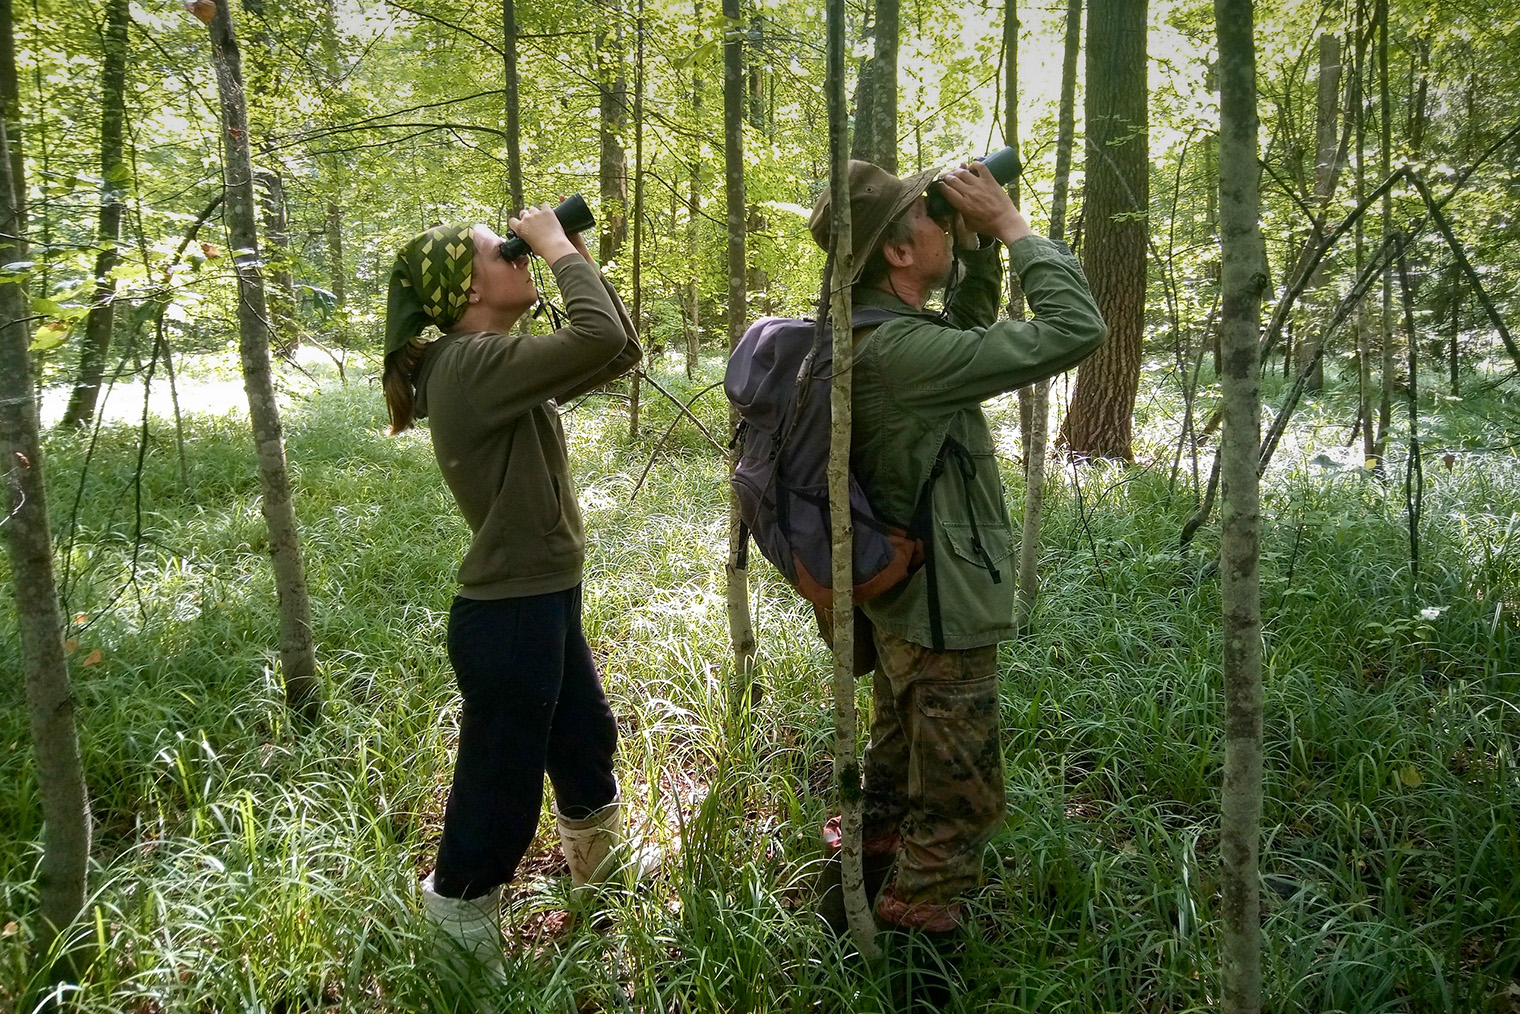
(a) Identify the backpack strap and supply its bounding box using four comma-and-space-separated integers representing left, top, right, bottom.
913, 441, 953, 651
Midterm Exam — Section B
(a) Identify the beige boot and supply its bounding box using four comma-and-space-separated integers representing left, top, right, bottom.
556, 799, 623, 888
420, 871, 504, 974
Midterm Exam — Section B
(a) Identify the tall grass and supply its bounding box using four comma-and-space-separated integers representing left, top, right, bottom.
2, 360, 1517, 1012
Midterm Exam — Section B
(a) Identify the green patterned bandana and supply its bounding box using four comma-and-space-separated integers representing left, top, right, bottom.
384, 223, 476, 356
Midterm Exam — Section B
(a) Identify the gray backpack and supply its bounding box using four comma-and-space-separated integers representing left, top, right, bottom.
724, 309, 930, 609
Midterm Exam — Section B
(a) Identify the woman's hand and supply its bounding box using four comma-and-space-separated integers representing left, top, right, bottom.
508, 203, 577, 263
567, 228, 595, 266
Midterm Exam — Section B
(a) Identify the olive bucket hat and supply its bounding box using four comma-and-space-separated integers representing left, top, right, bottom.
808, 160, 940, 283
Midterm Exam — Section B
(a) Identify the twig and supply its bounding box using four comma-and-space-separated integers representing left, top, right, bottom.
627, 381, 725, 501
636, 370, 726, 453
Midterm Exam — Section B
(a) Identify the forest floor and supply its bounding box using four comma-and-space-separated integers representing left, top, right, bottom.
3, 353, 1519, 1013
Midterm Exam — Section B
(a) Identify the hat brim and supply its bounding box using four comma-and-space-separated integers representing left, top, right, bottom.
844, 166, 940, 283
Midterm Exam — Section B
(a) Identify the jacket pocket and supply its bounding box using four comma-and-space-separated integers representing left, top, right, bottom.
939, 520, 1014, 573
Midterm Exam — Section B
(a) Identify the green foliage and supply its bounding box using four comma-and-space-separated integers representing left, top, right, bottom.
3, 364, 1519, 1011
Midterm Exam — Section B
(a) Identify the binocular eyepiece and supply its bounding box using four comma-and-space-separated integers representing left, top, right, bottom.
498, 194, 597, 260
923, 145, 1023, 222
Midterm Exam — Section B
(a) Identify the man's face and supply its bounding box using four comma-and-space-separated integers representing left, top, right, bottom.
899, 198, 954, 291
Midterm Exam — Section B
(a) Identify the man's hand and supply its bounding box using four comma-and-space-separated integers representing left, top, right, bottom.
508, 203, 577, 263
934, 161, 1034, 247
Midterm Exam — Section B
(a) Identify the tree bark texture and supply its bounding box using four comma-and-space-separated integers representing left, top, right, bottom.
628, 0, 645, 442
204, 0, 321, 721
1295, 32, 1342, 392
1048, 0, 1081, 245
325, 201, 345, 309
849, 0, 898, 172
0, 116, 92, 960
826, 0, 878, 958
1374, 0, 1393, 464
502, 0, 524, 213
722, 0, 755, 690
1059, 0, 1147, 461
255, 168, 298, 354
60, 0, 129, 431
1215, 0, 1266, 1009
0, 0, 24, 236
598, 5, 629, 264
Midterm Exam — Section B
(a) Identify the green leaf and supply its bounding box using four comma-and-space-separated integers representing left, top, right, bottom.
29, 321, 68, 351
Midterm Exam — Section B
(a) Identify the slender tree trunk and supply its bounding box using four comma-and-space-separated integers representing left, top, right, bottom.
60, 0, 129, 431
628, 0, 645, 441
255, 168, 298, 354
1296, 32, 1342, 392
0, 0, 24, 237
1215, 0, 1266, 1009
320, 1, 345, 313
0, 115, 91, 968
1448, 275, 1460, 396
325, 200, 344, 309
685, 1, 703, 379
1059, 0, 1147, 461
502, 0, 523, 213
1049, 0, 1080, 246
1353, 1, 1373, 466
826, 0, 878, 959
1373, 0, 1392, 465
1004, 0, 1042, 632
598, 3, 628, 264
201, 0, 320, 721
723, 0, 755, 692
1015, 0, 1080, 631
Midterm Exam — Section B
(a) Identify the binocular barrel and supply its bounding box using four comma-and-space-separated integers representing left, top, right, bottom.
498, 194, 597, 260
924, 146, 1023, 221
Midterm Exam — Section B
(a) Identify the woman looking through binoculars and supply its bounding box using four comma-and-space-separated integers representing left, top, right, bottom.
381, 205, 642, 971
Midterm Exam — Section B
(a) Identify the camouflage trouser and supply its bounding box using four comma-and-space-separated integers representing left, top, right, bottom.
863, 626, 1005, 925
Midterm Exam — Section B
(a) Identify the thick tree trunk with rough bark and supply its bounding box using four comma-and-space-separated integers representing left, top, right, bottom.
0, 116, 91, 964
1294, 33, 1342, 391
60, 0, 129, 431
723, 0, 755, 691
202, 0, 321, 721
1059, 0, 1147, 461
1216, 0, 1266, 1009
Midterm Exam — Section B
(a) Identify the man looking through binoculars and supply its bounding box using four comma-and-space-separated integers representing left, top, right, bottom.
808, 159, 1106, 937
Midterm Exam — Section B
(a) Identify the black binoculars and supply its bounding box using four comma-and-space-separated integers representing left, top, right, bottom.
923, 146, 1022, 221
498, 194, 597, 260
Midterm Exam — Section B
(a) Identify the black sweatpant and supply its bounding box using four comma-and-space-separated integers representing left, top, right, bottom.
431, 585, 619, 900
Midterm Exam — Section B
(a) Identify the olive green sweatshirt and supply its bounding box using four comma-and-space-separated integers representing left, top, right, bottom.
413, 254, 641, 599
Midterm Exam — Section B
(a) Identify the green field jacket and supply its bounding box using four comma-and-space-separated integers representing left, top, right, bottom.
851, 234, 1106, 649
